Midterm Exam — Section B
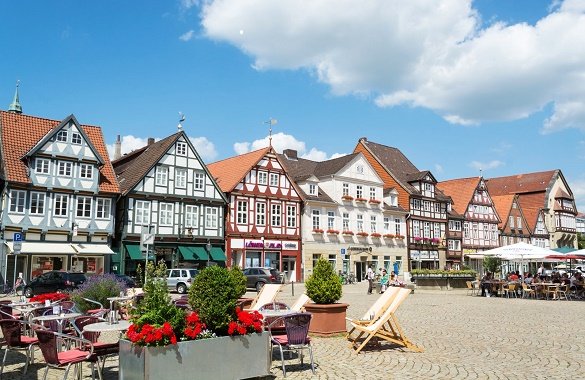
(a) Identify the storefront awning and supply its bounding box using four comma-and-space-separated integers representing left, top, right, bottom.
71, 244, 115, 255
210, 247, 226, 261
191, 247, 208, 260
4, 242, 77, 255
178, 246, 196, 260
126, 244, 144, 260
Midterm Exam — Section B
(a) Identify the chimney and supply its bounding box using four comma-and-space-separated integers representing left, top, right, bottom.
147, 137, 155, 146
283, 149, 298, 160
114, 135, 122, 160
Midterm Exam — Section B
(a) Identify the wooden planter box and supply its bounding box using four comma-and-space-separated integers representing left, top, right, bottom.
303, 303, 349, 336
412, 277, 474, 290
119, 332, 271, 380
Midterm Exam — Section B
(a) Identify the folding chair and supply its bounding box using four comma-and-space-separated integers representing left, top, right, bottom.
245, 284, 282, 311
349, 288, 423, 354
290, 294, 312, 312
269, 313, 315, 377
346, 287, 400, 339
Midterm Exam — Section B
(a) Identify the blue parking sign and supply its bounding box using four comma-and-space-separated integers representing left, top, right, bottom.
340, 248, 346, 256
13, 232, 23, 241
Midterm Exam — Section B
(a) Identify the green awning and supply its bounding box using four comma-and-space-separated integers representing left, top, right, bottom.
191, 247, 208, 260
209, 247, 226, 261
178, 246, 196, 260
126, 244, 144, 260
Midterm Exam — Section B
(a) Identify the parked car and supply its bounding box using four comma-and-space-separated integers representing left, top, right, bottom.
166, 268, 199, 294
23, 271, 87, 298
114, 274, 136, 288
242, 267, 283, 292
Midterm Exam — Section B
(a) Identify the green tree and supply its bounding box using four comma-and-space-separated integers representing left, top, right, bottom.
483, 256, 502, 275
578, 233, 585, 249
305, 257, 342, 304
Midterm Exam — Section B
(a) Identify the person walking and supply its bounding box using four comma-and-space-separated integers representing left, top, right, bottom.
366, 265, 374, 294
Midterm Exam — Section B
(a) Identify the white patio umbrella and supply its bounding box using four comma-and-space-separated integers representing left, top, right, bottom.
483, 242, 556, 276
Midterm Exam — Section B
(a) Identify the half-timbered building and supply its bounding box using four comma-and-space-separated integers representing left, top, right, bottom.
437, 177, 501, 260
0, 106, 119, 283
354, 138, 451, 271
491, 194, 533, 246
111, 132, 227, 277
279, 150, 408, 282
207, 147, 302, 281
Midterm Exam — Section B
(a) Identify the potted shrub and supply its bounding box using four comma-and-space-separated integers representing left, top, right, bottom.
119, 262, 270, 380
303, 258, 348, 336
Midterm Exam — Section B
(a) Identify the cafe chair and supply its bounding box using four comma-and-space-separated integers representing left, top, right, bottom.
72, 316, 119, 380
269, 312, 315, 378
502, 283, 517, 298
0, 319, 39, 376
35, 329, 97, 380
521, 283, 535, 299
82, 298, 110, 319
556, 284, 570, 301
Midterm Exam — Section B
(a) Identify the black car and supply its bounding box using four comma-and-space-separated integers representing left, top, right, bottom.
242, 267, 283, 291
23, 271, 87, 298
115, 274, 137, 288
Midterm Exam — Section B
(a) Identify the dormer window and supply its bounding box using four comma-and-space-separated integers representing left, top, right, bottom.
309, 184, 317, 196
176, 142, 187, 156
423, 183, 434, 197
72, 132, 82, 145
56, 130, 68, 142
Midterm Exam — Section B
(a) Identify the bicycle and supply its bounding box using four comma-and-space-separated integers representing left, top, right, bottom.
0, 279, 26, 297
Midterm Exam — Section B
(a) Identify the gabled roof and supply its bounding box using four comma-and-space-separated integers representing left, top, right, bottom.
313, 153, 359, 177
437, 177, 480, 215
486, 170, 557, 196
491, 194, 516, 229
0, 111, 119, 194
516, 192, 547, 231
208, 147, 271, 193
554, 187, 573, 200
276, 154, 318, 182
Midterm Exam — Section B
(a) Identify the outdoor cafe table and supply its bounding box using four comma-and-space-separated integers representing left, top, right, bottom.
83, 320, 131, 338
260, 309, 296, 333
32, 312, 82, 334
106, 296, 133, 323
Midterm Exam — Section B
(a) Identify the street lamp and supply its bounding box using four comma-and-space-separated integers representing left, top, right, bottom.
205, 240, 212, 267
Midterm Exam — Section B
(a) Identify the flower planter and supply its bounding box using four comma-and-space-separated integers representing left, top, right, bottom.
119, 332, 271, 380
303, 303, 349, 336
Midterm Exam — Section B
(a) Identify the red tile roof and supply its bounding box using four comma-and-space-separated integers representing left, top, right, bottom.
491, 194, 516, 229
0, 111, 119, 194
207, 147, 271, 192
436, 177, 480, 215
517, 192, 546, 231
485, 170, 557, 196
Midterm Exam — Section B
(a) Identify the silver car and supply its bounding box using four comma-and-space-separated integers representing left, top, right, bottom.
166, 268, 199, 294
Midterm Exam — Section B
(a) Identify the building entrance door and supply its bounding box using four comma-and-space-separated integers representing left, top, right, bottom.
282, 257, 296, 283
355, 261, 367, 283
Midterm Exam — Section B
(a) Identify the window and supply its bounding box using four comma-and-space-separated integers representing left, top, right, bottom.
270, 173, 279, 186
312, 210, 320, 230
258, 171, 268, 185
56, 130, 68, 142
356, 185, 363, 199
342, 183, 349, 196
135, 201, 151, 225
256, 203, 266, 226
205, 207, 218, 228
395, 218, 401, 235
343, 213, 350, 231
80, 164, 93, 179
9, 190, 26, 213
412, 220, 420, 237
434, 223, 440, 238
328, 211, 335, 229
413, 199, 421, 210
287, 206, 296, 228
472, 223, 479, 238
30, 192, 45, 215
509, 216, 514, 228
435, 203, 442, 213
423, 222, 430, 238
76, 196, 92, 218
58, 161, 72, 176
371, 216, 377, 233
35, 158, 50, 174
384, 217, 390, 233
176, 142, 187, 156
271, 204, 281, 227
328, 254, 337, 270
159, 203, 174, 226
194, 172, 204, 190
54, 194, 69, 216
517, 217, 522, 229
309, 184, 317, 196
71, 132, 82, 145
185, 205, 199, 228
389, 194, 397, 206
448, 240, 461, 250
312, 254, 321, 270
156, 166, 168, 186
463, 222, 469, 238
424, 183, 434, 197
96, 198, 111, 219
423, 201, 430, 211
175, 168, 187, 188
357, 214, 363, 232
237, 201, 248, 224
369, 187, 376, 200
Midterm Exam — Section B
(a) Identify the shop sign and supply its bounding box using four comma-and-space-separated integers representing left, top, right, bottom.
264, 240, 282, 249
282, 242, 298, 250
245, 240, 264, 248
347, 246, 372, 254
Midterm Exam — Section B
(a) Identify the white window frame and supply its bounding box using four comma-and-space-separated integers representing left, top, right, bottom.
135, 200, 151, 225
327, 211, 335, 230
159, 203, 174, 226
509, 216, 514, 228
30, 192, 46, 215
256, 202, 266, 226
258, 171, 268, 185
9, 190, 26, 213
205, 207, 218, 229
395, 218, 401, 235
271, 204, 282, 227
71, 132, 82, 145
175, 168, 187, 189
56, 130, 68, 142
185, 205, 199, 228
237, 200, 248, 225
96, 198, 111, 219
54, 194, 69, 216
58, 161, 72, 177
384, 217, 390, 233
309, 184, 317, 196
312, 210, 320, 230
35, 158, 50, 174
517, 217, 522, 229
76, 196, 92, 218
342, 183, 349, 196
343, 213, 350, 231
176, 142, 187, 156
370, 216, 377, 233
413, 199, 421, 210
269, 173, 279, 187
79, 164, 93, 179
357, 214, 363, 232
287, 205, 296, 228
194, 172, 204, 190
369, 187, 376, 200
156, 166, 169, 186
356, 185, 363, 199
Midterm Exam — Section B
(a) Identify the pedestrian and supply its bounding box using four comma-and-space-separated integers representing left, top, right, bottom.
366, 265, 374, 294
379, 269, 389, 293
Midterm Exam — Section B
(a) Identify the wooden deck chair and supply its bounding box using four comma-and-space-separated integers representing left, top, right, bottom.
246, 284, 282, 311
345, 287, 400, 339
290, 294, 312, 312
349, 288, 423, 354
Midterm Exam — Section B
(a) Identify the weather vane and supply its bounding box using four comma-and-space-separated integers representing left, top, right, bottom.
264, 117, 277, 147
178, 112, 186, 131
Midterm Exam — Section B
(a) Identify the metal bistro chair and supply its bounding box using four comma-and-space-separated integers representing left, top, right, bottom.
73, 316, 119, 380
269, 312, 315, 377
0, 319, 39, 377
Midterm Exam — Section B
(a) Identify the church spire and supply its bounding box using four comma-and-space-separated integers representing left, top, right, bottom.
8, 80, 22, 114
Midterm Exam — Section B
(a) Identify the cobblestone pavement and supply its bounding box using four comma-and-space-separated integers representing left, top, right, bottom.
2, 283, 584, 379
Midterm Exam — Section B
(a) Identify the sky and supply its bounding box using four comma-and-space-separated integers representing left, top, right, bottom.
1, 0, 584, 211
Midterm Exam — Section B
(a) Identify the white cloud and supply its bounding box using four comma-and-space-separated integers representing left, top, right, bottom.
434, 164, 444, 174
180, 0, 199, 11
106, 135, 217, 162
491, 141, 513, 154
570, 178, 585, 213
189, 136, 218, 162
468, 160, 505, 171
179, 30, 195, 41
200, 0, 585, 132
233, 132, 340, 161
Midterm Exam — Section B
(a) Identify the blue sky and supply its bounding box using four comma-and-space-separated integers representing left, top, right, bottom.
1, 0, 584, 211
